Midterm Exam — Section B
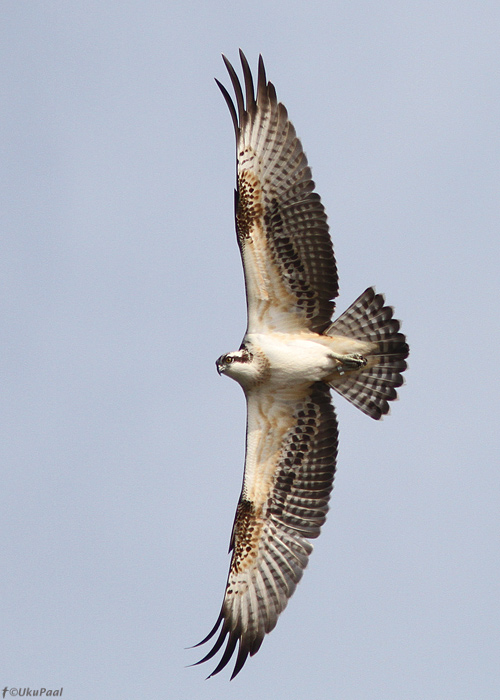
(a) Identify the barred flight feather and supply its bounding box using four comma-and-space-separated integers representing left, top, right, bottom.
218, 50, 338, 334
194, 383, 337, 679
327, 288, 409, 419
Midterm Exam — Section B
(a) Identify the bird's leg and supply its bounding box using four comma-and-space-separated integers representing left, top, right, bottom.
329, 352, 367, 376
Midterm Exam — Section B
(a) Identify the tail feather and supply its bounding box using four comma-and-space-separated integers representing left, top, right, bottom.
326, 287, 409, 420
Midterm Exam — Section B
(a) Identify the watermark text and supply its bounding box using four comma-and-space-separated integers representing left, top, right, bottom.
2, 689, 63, 698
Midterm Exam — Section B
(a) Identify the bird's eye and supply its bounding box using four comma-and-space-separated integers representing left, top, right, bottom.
225, 356, 233, 364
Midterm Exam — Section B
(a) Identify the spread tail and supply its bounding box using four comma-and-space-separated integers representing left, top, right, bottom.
326, 287, 409, 420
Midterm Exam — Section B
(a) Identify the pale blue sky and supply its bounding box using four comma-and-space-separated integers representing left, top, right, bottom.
2, 2, 499, 698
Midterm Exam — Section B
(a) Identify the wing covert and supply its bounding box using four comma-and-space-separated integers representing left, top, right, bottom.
217, 52, 339, 334
194, 382, 338, 678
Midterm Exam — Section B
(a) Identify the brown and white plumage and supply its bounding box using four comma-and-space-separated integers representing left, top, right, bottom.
217, 51, 337, 335
196, 383, 338, 678
194, 51, 409, 679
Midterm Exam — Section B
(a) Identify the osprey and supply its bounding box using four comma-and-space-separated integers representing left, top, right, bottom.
194, 51, 409, 679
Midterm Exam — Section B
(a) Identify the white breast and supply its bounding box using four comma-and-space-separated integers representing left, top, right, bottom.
248, 332, 334, 386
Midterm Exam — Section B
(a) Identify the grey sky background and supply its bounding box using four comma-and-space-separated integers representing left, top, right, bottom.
2, 2, 499, 698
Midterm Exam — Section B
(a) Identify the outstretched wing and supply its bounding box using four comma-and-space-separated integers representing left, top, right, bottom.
194, 382, 338, 678
216, 52, 338, 335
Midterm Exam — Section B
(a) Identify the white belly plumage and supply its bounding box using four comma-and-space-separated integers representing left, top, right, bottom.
247, 332, 371, 387
249, 333, 332, 385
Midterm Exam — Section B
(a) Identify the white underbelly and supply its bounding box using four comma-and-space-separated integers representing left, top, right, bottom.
248, 332, 336, 386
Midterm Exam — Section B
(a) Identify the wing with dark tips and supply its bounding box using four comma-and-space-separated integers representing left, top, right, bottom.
217, 51, 338, 334
194, 382, 338, 678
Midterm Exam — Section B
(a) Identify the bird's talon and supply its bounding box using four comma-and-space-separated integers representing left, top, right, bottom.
334, 353, 367, 373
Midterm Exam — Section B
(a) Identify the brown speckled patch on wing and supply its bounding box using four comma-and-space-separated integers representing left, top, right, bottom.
236, 170, 263, 242
194, 382, 338, 679
217, 52, 338, 334
229, 499, 262, 574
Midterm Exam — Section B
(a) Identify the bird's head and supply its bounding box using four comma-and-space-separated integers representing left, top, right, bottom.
216, 346, 264, 388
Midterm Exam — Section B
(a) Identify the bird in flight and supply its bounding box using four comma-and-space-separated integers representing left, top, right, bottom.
193, 51, 409, 679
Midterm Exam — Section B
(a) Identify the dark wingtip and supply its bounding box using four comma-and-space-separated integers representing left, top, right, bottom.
191, 610, 224, 649
206, 629, 239, 678
229, 644, 249, 680
215, 77, 239, 140
239, 50, 255, 114
192, 602, 257, 679
257, 54, 267, 103
194, 626, 229, 669
222, 53, 245, 125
